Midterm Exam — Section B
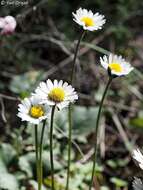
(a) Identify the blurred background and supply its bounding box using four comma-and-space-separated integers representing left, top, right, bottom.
0, 0, 143, 189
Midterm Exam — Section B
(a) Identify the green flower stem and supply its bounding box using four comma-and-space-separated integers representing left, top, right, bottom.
50, 105, 56, 190
66, 30, 85, 190
35, 125, 40, 190
89, 76, 113, 190
70, 30, 85, 83
66, 104, 72, 190
39, 119, 46, 190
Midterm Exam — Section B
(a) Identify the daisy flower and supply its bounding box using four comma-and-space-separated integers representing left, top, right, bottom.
34, 79, 78, 110
17, 96, 50, 125
0, 16, 16, 35
100, 54, 134, 76
132, 149, 143, 170
72, 8, 106, 31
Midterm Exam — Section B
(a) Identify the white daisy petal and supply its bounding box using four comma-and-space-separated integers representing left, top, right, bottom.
100, 53, 134, 77
39, 82, 49, 93
58, 80, 63, 87
132, 149, 143, 170
100, 56, 108, 70
54, 79, 58, 87
22, 98, 31, 109
47, 79, 54, 90
72, 8, 106, 31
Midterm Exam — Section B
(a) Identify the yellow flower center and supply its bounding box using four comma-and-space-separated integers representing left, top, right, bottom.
108, 62, 122, 73
48, 87, 65, 102
30, 105, 44, 118
81, 17, 94, 27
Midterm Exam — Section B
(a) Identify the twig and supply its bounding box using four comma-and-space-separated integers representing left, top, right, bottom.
14, 30, 112, 79
79, 93, 137, 112
0, 93, 19, 101
78, 148, 94, 164
112, 113, 132, 152
0, 98, 7, 123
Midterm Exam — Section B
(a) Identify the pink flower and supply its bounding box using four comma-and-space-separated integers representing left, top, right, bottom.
0, 16, 16, 35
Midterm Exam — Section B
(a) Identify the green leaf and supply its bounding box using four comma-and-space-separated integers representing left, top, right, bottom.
101, 186, 110, 190
117, 158, 129, 167
107, 160, 118, 169
110, 177, 127, 187
0, 143, 17, 165
18, 156, 33, 177
25, 122, 49, 146
9, 70, 45, 98
107, 158, 129, 169
25, 151, 62, 172
130, 118, 143, 128
42, 151, 62, 172
55, 106, 98, 139
0, 173, 19, 190
44, 177, 65, 190
72, 106, 98, 135
0, 157, 7, 172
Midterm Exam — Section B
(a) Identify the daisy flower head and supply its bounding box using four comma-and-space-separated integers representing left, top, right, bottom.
72, 8, 106, 31
17, 96, 50, 125
100, 54, 134, 77
34, 79, 78, 110
132, 149, 143, 170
